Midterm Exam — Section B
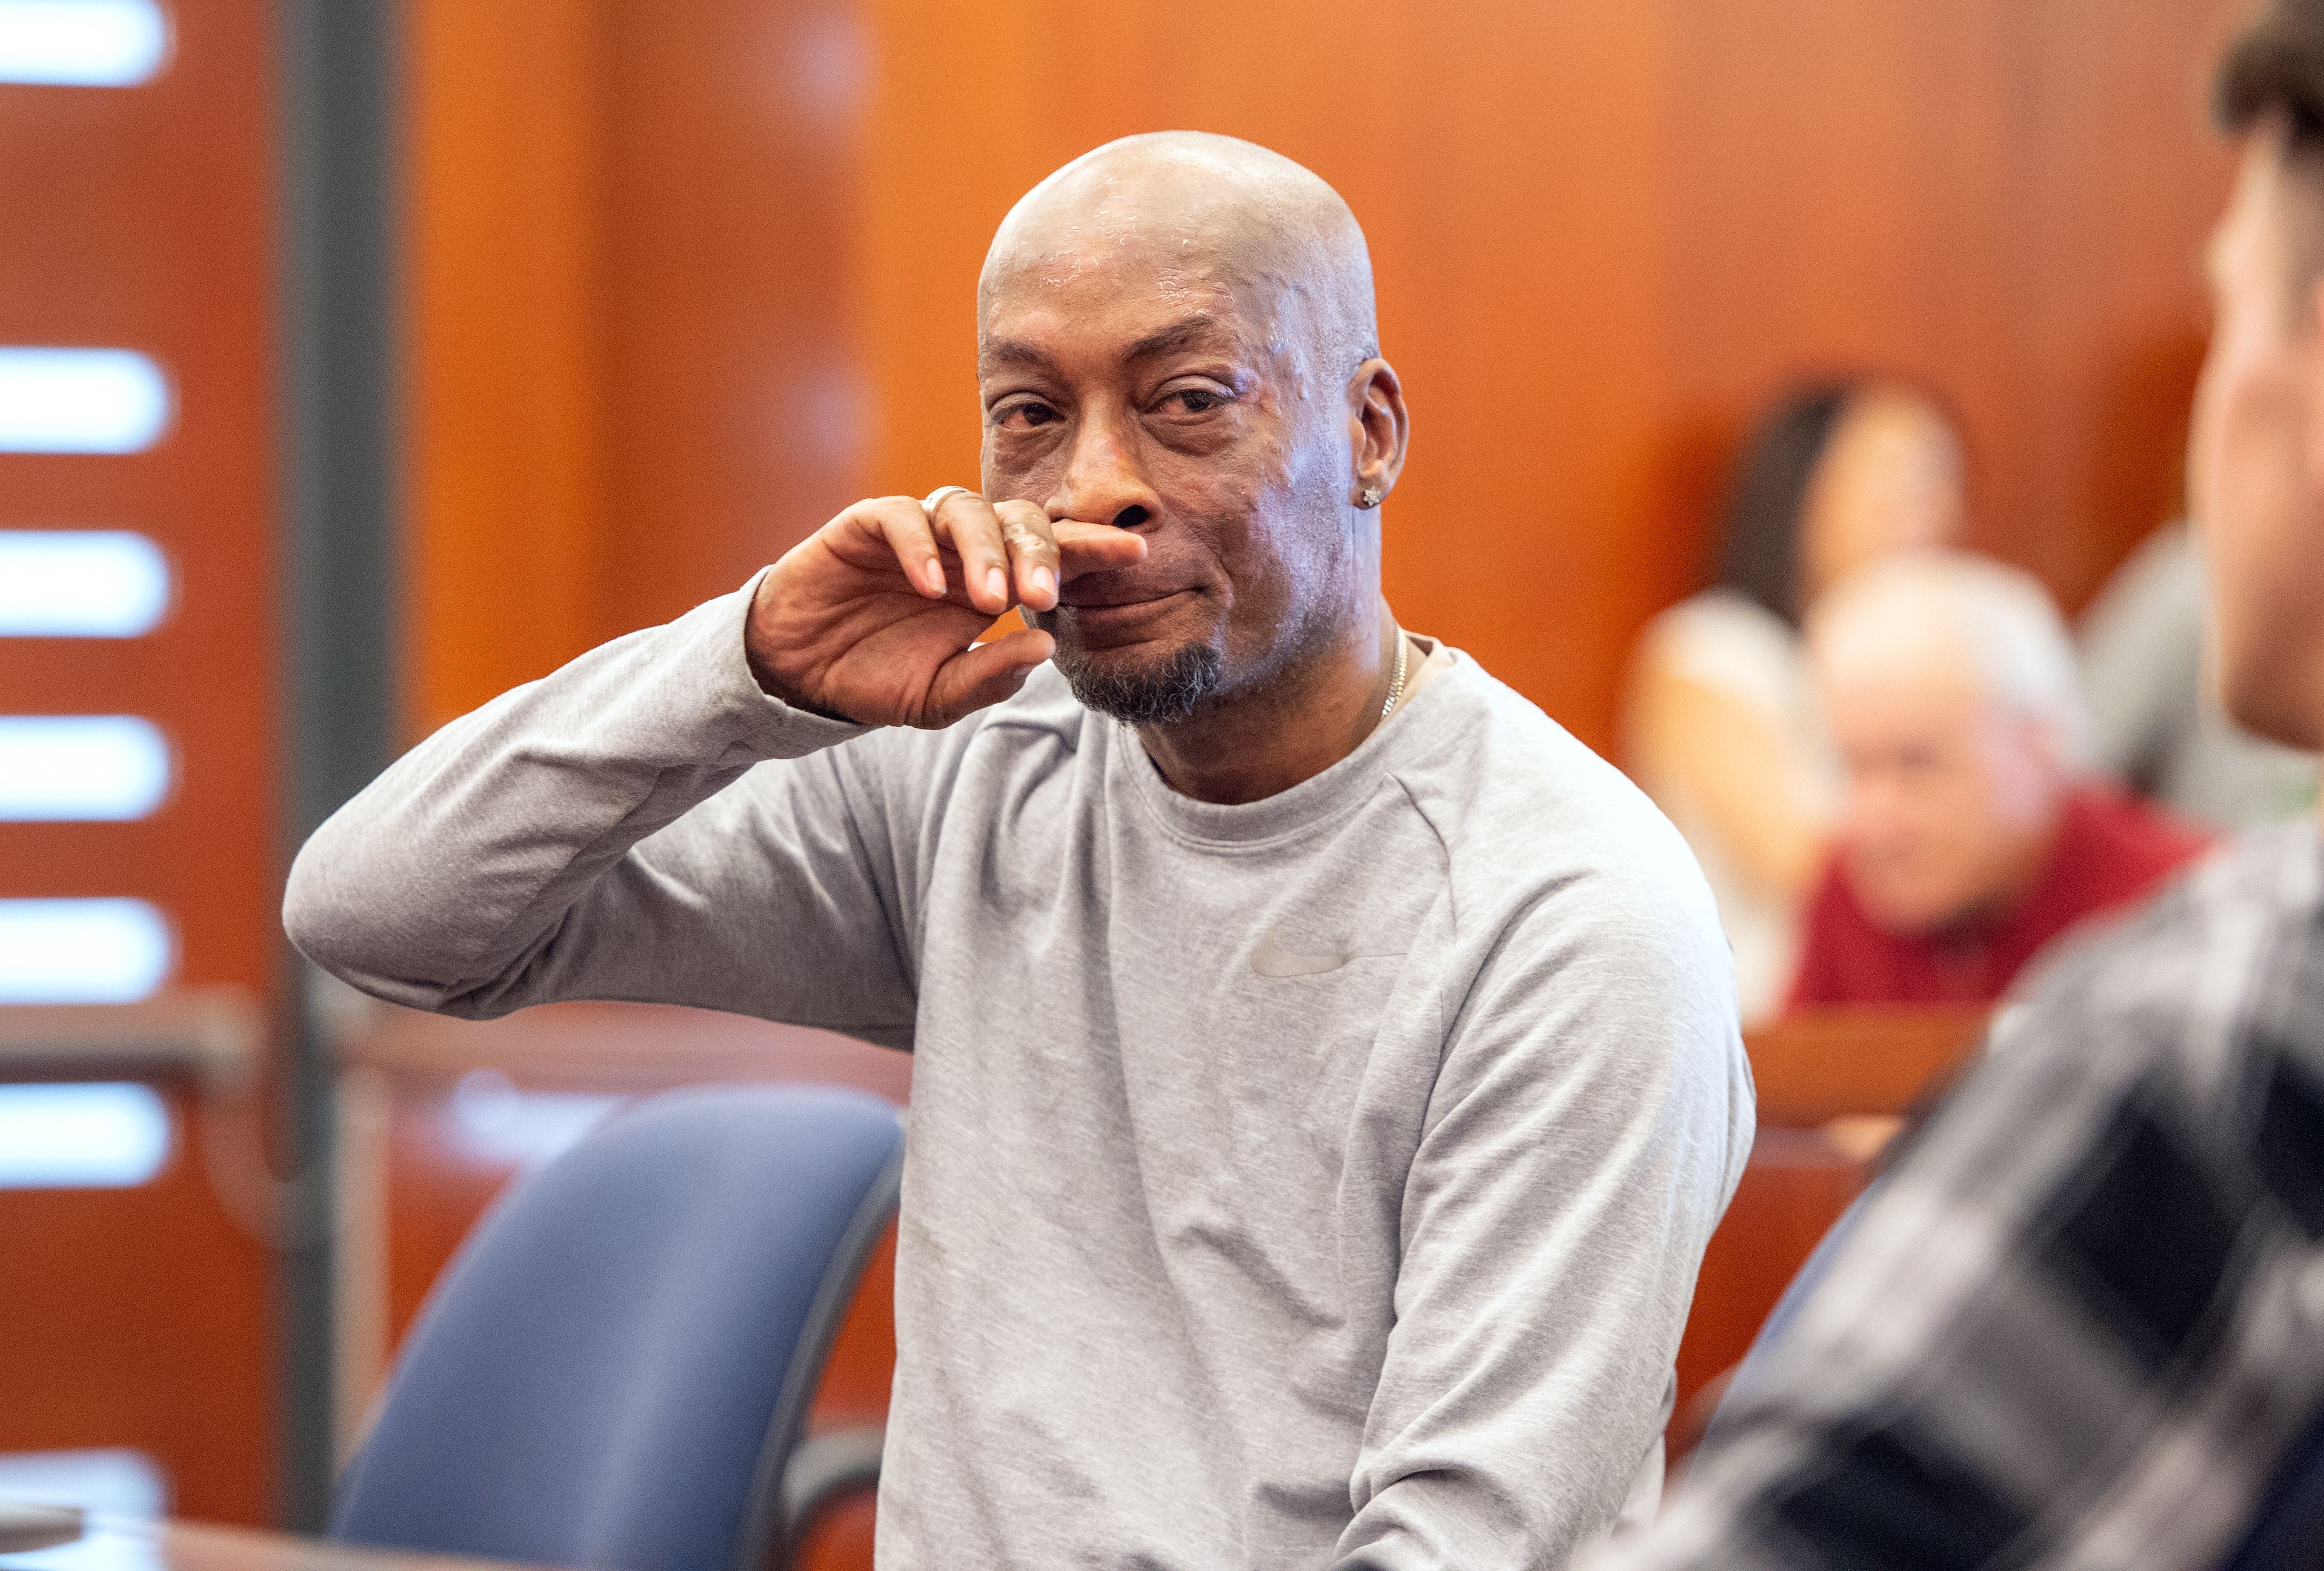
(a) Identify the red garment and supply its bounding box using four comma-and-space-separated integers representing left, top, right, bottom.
1788, 788, 2212, 1009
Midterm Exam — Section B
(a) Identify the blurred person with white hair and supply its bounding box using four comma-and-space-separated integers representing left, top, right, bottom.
1626, 380, 1967, 1024
1788, 550, 2209, 1008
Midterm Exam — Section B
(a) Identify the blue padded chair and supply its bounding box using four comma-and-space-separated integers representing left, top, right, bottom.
331, 1082, 903, 1571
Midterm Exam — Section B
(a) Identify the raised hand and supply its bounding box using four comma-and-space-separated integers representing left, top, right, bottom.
746, 491, 1146, 728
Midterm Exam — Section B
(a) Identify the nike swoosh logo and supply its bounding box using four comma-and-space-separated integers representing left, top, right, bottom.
1249, 931, 1407, 978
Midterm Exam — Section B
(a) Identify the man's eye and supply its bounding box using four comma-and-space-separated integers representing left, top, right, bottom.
994, 401, 1059, 429
1164, 387, 1229, 415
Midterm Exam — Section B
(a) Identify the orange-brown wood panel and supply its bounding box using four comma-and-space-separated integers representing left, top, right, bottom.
1657, 0, 2246, 622
403, 0, 870, 733
404, 0, 610, 738
0, 1090, 275, 1523
796, 1495, 878, 1571
0, 0, 278, 996
407, 2, 2251, 743
1748, 1006, 1986, 1125
597, 1, 867, 640
0, 0, 280, 1526
1672, 1009, 1990, 1422
406, 0, 2253, 744
1673, 1130, 1872, 1417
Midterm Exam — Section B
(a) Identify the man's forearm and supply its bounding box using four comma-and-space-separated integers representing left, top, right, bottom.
283, 575, 866, 1012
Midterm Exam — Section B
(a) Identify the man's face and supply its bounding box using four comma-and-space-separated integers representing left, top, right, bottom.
1822, 650, 2065, 937
977, 236, 1358, 722
2190, 130, 2324, 750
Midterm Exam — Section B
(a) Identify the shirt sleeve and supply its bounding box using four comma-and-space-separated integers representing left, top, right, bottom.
1331, 866, 1755, 1569
282, 572, 923, 1048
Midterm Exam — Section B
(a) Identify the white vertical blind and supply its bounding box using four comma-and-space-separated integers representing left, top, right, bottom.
0, 1, 169, 87
0, 1083, 171, 1187
0, 898, 173, 1003
0, 532, 170, 636
0, 348, 171, 453
0, 716, 171, 820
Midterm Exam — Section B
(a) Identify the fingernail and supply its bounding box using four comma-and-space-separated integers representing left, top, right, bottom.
923, 562, 945, 595
985, 565, 1007, 601
1030, 565, 1057, 601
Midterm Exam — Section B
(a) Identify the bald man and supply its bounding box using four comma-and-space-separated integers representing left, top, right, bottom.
288, 133, 1750, 1568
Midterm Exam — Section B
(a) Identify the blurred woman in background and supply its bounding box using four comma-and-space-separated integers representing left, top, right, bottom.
1625, 380, 1967, 1023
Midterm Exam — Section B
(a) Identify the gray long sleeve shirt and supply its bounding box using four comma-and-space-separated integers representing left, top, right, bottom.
285, 578, 1754, 1570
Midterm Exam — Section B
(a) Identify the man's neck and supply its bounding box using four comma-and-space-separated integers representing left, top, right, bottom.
1136, 603, 1400, 806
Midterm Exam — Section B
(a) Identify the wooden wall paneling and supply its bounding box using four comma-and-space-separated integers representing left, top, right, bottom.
1746, 1006, 1986, 1126
405, 0, 873, 731
849, 0, 2247, 751
1672, 1129, 1870, 1416
596, 0, 870, 635
407, 0, 2254, 744
404, 0, 611, 737
1657, 0, 2245, 618
0, 0, 280, 1524
0, 0, 278, 993
0, 1090, 275, 1522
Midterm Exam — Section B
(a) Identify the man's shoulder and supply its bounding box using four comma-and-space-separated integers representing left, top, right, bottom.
1400, 655, 1721, 940
1402, 655, 1690, 849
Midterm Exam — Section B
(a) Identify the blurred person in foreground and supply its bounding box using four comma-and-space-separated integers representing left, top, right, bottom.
285, 133, 1752, 1567
1602, 6, 2324, 1566
1788, 551, 2209, 1009
1627, 381, 1966, 1023
2081, 516, 2319, 827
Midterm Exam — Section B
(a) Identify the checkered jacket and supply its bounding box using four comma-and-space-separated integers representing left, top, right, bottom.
1613, 825, 2324, 1571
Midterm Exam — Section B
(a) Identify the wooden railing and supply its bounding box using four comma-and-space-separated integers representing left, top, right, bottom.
1673, 1006, 1992, 1433
1745, 1005, 1989, 1125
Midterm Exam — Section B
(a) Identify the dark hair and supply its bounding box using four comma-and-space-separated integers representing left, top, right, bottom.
2216, 0, 2324, 146
1713, 382, 1857, 628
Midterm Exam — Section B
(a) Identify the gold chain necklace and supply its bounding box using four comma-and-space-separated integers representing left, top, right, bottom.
1380, 626, 1409, 722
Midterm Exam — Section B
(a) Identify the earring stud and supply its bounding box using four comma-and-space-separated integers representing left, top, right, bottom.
1357, 486, 1383, 509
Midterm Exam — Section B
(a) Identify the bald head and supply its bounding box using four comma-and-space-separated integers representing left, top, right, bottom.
981, 132, 1378, 382
969, 133, 1408, 738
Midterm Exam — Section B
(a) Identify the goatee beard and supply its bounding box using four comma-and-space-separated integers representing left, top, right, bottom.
1050, 639, 1223, 725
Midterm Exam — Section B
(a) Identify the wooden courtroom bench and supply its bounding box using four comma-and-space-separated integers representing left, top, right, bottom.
1671, 1006, 1989, 1431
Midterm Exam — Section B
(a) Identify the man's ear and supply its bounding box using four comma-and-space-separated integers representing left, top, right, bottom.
1346, 358, 1411, 503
